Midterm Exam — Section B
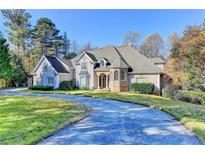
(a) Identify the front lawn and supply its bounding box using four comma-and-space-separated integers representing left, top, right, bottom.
25, 89, 205, 143
0, 96, 90, 144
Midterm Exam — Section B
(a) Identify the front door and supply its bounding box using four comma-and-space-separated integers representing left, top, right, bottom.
99, 74, 106, 89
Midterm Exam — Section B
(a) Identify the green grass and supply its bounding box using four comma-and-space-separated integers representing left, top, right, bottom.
0, 96, 90, 145
25, 89, 205, 143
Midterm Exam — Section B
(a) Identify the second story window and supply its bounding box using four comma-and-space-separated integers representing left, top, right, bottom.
114, 70, 118, 81
43, 64, 48, 72
81, 63, 87, 70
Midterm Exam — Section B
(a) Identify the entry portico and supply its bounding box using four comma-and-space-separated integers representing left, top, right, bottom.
96, 71, 110, 90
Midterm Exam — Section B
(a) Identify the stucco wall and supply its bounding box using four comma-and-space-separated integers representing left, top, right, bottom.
58, 68, 74, 82
75, 54, 95, 89
59, 60, 74, 81
32, 58, 59, 88
155, 63, 164, 70
128, 73, 163, 91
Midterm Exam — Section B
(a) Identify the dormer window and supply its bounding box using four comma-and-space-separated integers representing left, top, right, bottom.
100, 60, 105, 67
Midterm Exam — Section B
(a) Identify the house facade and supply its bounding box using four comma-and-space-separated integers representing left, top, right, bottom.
29, 45, 165, 92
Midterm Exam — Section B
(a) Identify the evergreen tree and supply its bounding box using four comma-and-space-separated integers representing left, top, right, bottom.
64, 52, 77, 59
32, 18, 62, 58
1, 9, 31, 57
10, 54, 27, 87
0, 31, 12, 80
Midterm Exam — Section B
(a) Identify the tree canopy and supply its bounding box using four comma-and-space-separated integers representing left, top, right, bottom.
165, 21, 205, 86
0, 31, 12, 80
122, 31, 141, 47
32, 17, 62, 58
139, 33, 164, 58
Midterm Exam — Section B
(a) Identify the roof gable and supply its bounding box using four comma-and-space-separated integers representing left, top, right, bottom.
45, 56, 69, 73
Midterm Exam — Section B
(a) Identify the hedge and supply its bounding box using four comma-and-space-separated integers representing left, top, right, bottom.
130, 83, 155, 94
60, 80, 76, 90
31, 85, 53, 91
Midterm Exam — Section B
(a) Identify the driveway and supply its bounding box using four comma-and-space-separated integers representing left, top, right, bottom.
0, 89, 203, 144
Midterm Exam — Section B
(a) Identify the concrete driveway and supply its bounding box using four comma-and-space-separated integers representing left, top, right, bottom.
0, 89, 203, 144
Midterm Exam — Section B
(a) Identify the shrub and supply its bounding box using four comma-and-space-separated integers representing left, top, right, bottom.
182, 83, 205, 92
80, 87, 89, 90
31, 85, 53, 91
162, 84, 181, 98
60, 80, 76, 90
175, 90, 205, 105
130, 83, 155, 94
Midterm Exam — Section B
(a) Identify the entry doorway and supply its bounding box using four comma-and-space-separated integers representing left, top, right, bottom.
99, 74, 107, 89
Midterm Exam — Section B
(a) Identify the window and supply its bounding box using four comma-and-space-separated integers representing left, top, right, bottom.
136, 78, 146, 83
100, 60, 104, 67
114, 71, 118, 81
81, 63, 87, 69
43, 64, 48, 72
48, 77, 54, 85
120, 69, 126, 80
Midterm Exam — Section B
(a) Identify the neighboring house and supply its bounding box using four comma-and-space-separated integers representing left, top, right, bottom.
28, 45, 165, 92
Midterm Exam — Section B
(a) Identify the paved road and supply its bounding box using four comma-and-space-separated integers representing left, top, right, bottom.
0, 88, 203, 144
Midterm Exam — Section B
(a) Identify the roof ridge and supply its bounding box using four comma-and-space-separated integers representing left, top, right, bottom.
112, 46, 130, 67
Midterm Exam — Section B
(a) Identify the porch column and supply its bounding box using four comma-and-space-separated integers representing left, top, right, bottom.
97, 74, 100, 89
106, 74, 108, 89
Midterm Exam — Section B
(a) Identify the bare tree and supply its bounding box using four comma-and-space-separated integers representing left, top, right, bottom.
139, 33, 164, 58
62, 32, 70, 56
70, 39, 79, 53
122, 31, 141, 47
81, 41, 92, 51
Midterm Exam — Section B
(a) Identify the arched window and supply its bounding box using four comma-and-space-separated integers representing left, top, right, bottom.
114, 70, 118, 81
120, 69, 126, 80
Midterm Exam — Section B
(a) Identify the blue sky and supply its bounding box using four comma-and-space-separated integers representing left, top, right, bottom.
0, 9, 205, 48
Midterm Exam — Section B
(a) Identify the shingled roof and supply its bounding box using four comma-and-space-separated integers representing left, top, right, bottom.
45, 56, 69, 73
116, 46, 164, 74
59, 58, 73, 68
86, 45, 130, 69
85, 45, 164, 74
84, 51, 97, 61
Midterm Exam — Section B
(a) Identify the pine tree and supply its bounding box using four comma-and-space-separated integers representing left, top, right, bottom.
10, 54, 27, 87
0, 31, 12, 80
1, 9, 31, 57
32, 18, 62, 58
